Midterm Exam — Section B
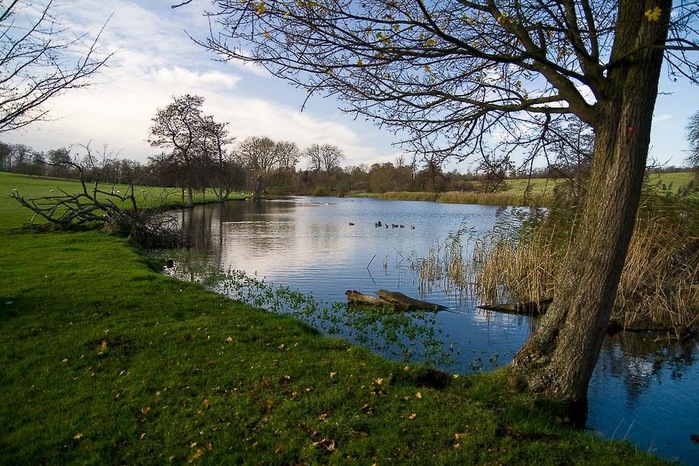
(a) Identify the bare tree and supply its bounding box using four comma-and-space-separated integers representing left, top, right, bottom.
303, 143, 345, 172
539, 117, 594, 203
0, 0, 111, 133
235, 136, 281, 173
199, 117, 236, 202
149, 94, 231, 207
12, 152, 183, 247
274, 140, 300, 172
234, 136, 299, 199
477, 155, 513, 194
180, 0, 699, 405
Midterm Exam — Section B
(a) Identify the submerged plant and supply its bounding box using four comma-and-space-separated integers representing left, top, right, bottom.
161, 256, 460, 368
408, 220, 480, 300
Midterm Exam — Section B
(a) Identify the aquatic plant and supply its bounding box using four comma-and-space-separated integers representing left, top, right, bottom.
159, 257, 460, 368
408, 221, 480, 301
471, 183, 699, 335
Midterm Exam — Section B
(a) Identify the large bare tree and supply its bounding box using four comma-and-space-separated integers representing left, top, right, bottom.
0, 0, 110, 133
234, 135, 299, 199
180, 0, 699, 404
303, 143, 345, 172
149, 94, 232, 207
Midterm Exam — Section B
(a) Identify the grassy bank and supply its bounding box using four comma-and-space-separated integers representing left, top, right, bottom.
373, 190, 549, 206
0, 172, 248, 230
366, 171, 694, 207
0, 173, 665, 464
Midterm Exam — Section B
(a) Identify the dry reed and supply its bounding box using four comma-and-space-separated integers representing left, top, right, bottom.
473, 211, 699, 334
614, 215, 699, 332
376, 190, 553, 206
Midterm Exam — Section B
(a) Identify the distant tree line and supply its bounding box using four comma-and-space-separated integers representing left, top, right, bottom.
0, 139, 504, 194
3, 133, 691, 200
4, 97, 693, 199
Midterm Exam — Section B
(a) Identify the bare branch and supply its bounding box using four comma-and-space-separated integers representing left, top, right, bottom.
0, 0, 112, 133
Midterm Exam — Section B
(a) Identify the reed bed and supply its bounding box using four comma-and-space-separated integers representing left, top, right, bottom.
614, 215, 699, 331
472, 223, 570, 306
472, 209, 699, 334
376, 190, 553, 206
377, 191, 440, 201
438, 191, 551, 207
409, 226, 478, 301
409, 181, 699, 335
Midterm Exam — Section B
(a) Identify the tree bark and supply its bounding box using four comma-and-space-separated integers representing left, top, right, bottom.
508, 0, 672, 403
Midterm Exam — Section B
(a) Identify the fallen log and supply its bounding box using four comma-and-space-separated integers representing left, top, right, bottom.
477, 298, 553, 316
345, 290, 389, 307
376, 290, 445, 311
345, 289, 445, 311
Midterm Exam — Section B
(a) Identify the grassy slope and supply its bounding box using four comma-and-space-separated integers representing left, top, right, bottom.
0, 172, 246, 230
371, 171, 694, 206
0, 173, 664, 464
504, 172, 693, 196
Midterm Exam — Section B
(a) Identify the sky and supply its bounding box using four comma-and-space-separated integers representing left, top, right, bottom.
1, 0, 696, 171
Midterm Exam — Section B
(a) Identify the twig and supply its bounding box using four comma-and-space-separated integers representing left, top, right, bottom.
367, 254, 376, 270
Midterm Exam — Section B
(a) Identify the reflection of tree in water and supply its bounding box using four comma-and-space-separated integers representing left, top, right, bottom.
180, 201, 299, 269
181, 206, 215, 251
598, 333, 697, 409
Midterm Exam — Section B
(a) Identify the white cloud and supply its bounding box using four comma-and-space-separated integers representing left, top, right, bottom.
9, 1, 689, 170
1, 0, 399, 167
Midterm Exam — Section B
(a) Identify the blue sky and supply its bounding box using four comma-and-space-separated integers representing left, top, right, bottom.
2, 0, 696, 171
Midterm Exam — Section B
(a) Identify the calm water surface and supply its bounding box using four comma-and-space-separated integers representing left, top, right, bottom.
178, 196, 698, 464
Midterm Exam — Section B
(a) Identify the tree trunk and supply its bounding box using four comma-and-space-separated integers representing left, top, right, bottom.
186, 185, 194, 208
252, 175, 264, 201
508, 0, 671, 403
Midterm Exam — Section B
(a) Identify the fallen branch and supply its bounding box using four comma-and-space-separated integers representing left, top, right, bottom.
477, 298, 553, 316
11, 158, 184, 248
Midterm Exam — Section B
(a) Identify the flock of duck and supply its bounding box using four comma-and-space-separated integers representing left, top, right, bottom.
348, 220, 415, 229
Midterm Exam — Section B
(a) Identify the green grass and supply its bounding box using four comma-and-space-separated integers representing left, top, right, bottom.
644, 170, 694, 192
363, 171, 695, 207
0, 172, 248, 231
0, 172, 667, 464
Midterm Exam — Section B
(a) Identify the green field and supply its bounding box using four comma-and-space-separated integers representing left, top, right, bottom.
373, 171, 695, 207
0, 172, 247, 232
0, 172, 666, 464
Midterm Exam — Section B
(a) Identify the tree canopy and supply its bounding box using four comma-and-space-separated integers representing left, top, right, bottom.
188, 0, 698, 162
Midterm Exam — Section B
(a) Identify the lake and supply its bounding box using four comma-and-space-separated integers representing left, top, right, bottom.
174, 196, 698, 464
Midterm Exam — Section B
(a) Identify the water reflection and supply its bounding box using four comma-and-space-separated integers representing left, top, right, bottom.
173, 197, 698, 464
588, 334, 699, 462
